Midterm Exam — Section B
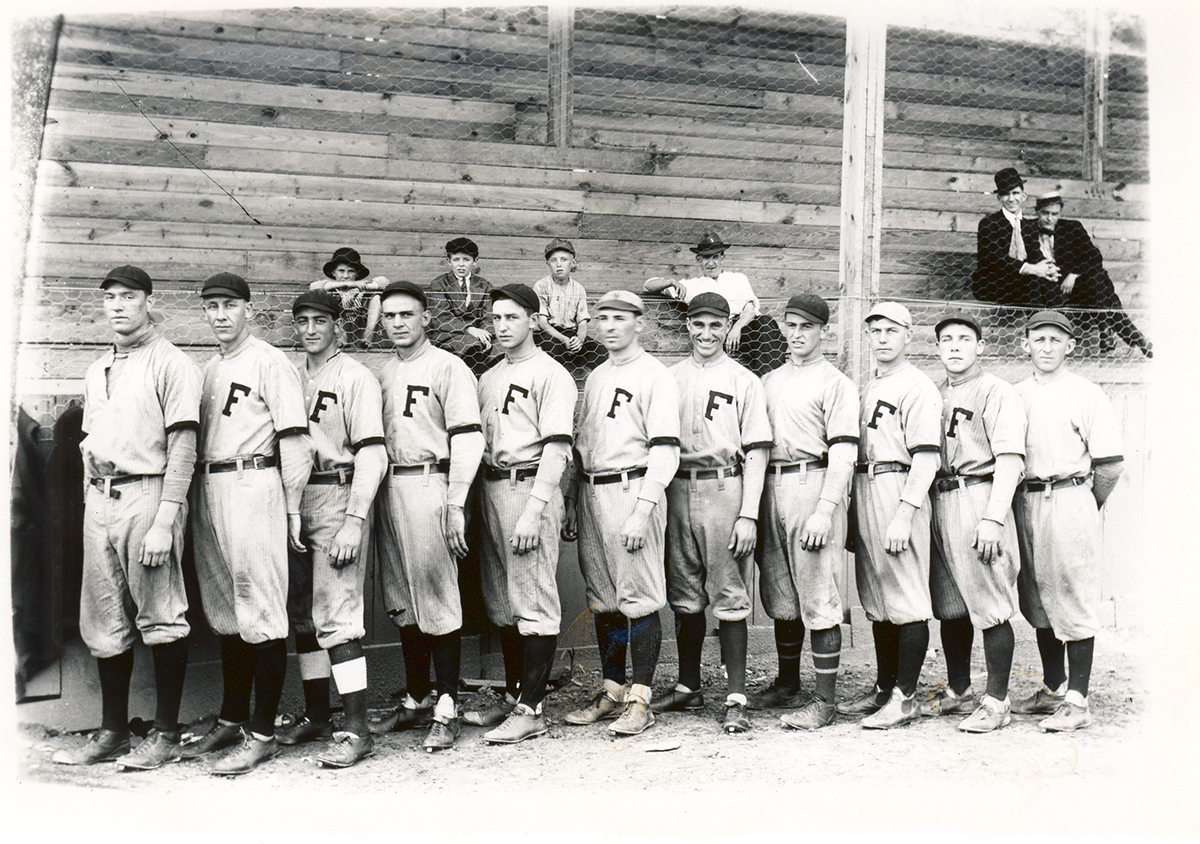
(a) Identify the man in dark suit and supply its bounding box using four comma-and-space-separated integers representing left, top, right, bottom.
971, 168, 1060, 307
1033, 194, 1152, 358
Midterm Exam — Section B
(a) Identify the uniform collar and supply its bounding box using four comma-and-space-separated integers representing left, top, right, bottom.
218, 332, 255, 359
111, 326, 157, 357
393, 337, 431, 362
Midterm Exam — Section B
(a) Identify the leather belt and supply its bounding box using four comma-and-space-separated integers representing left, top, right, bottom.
484, 465, 540, 482
1021, 476, 1088, 492
391, 461, 450, 476
203, 455, 277, 474
768, 458, 828, 475
308, 467, 354, 485
933, 474, 993, 494
88, 474, 155, 499
855, 461, 908, 477
675, 464, 742, 481
581, 466, 648, 485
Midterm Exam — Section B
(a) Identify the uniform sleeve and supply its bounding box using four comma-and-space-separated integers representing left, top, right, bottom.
440, 355, 483, 437
738, 371, 774, 453
262, 353, 310, 438
982, 378, 1026, 457
345, 365, 386, 451
901, 375, 942, 455
824, 371, 861, 448
159, 351, 202, 434
646, 363, 682, 448
1082, 382, 1123, 462
538, 363, 578, 445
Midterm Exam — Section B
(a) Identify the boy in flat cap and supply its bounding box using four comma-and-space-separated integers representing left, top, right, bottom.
427, 237, 499, 375
532, 237, 604, 371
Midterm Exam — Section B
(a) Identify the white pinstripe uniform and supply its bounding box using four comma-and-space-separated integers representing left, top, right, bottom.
666, 355, 772, 621
193, 334, 310, 643
758, 358, 859, 629
290, 350, 386, 649
1014, 370, 1122, 641
854, 362, 942, 626
79, 331, 200, 658
929, 371, 1025, 629
477, 348, 577, 636
575, 349, 680, 619
377, 340, 482, 636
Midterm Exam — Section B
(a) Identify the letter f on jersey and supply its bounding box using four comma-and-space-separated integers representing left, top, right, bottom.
946, 407, 974, 438
607, 387, 634, 419
222, 382, 252, 416
310, 390, 338, 423
867, 399, 897, 429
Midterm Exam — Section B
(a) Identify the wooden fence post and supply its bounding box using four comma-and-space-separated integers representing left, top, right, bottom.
1083, 7, 1110, 182
547, 5, 574, 148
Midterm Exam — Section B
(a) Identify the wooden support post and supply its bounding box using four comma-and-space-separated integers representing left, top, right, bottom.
1083, 7, 1110, 182
547, 5, 574, 148
839, 16, 887, 388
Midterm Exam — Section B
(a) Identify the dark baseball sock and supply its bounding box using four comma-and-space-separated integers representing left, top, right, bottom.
1066, 637, 1095, 699
1036, 627, 1067, 691
399, 625, 434, 702
593, 611, 628, 686
97, 649, 135, 734
774, 617, 806, 692
674, 612, 706, 691
329, 640, 368, 736
940, 617, 975, 695
432, 630, 461, 706
629, 612, 662, 687
872, 621, 899, 694
982, 621, 1014, 700
249, 638, 288, 738
497, 625, 524, 700
151, 636, 188, 735
295, 630, 330, 724
895, 621, 929, 698
518, 635, 558, 709
219, 634, 255, 724
719, 619, 748, 696
811, 625, 842, 705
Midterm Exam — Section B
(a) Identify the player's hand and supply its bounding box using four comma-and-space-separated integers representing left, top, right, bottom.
620, 508, 652, 553
445, 505, 469, 559
329, 517, 364, 569
139, 522, 174, 568
288, 514, 307, 553
727, 516, 757, 560
800, 509, 834, 552
466, 326, 492, 350
511, 508, 542, 556
724, 324, 744, 352
565, 335, 583, 353
560, 499, 578, 542
973, 519, 1004, 565
884, 511, 914, 555
1059, 273, 1078, 296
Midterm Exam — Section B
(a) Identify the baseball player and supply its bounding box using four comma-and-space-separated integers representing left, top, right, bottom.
753, 293, 859, 731
837, 302, 941, 730
562, 290, 681, 736
369, 280, 485, 751
274, 291, 387, 768
654, 292, 772, 734
926, 313, 1026, 733
466, 284, 577, 743
184, 273, 314, 775
1011, 310, 1123, 732
52, 266, 198, 770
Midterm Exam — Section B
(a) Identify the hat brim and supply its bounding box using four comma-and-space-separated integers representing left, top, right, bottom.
595, 302, 643, 314
784, 307, 827, 325
201, 287, 249, 300
1027, 319, 1074, 336
687, 306, 730, 319
100, 278, 150, 292
293, 303, 340, 318
690, 246, 729, 256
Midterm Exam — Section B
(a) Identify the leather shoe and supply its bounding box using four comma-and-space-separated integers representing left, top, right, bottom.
52, 728, 129, 765
650, 687, 704, 713
211, 730, 279, 775
276, 715, 333, 746
181, 720, 246, 759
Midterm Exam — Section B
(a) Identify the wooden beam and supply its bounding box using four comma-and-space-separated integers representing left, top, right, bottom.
1083, 8, 1110, 181
547, 4, 573, 148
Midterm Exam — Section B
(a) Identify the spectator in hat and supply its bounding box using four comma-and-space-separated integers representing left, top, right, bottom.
532, 237, 604, 371
310, 248, 386, 348
426, 237, 500, 375
1032, 194, 1151, 358
970, 168, 1060, 307
643, 232, 786, 377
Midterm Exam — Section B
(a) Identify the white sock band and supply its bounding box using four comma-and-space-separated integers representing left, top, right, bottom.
298, 650, 331, 681
330, 656, 367, 694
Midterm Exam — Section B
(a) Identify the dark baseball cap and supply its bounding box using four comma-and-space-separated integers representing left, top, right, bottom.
544, 237, 576, 259
784, 293, 830, 324
292, 290, 343, 319
934, 312, 983, 340
201, 272, 251, 301
378, 279, 428, 308
1026, 310, 1075, 336
445, 237, 479, 258
101, 265, 152, 294
687, 292, 730, 319
490, 283, 540, 313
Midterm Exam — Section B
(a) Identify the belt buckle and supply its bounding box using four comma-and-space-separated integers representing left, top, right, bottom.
337, 467, 348, 485
868, 462, 877, 479
103, 477, 114, 499
1043, 481, 1053, 501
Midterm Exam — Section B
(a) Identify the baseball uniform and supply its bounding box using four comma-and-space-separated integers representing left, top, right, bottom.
758, 357, 859, 630
193, 334, 311, 643
854, 362, 942, 625
929, 371, 1025, 629
1014, 369, 1122, 641
477, 348, 577, 637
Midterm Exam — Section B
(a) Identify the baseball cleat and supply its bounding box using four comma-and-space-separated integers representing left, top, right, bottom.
119, 729, 182, 770
316, 731, 375, 768
369, 693, 434, 734
722, 701, 750, 733
609, 700, 655, 736
211, 730, 279, 776
1011, 683, 1067, 716
651, 687, 705, 713
422, 716, 461, 752
52, 728, 130, 765
484, 704, 547, 744
564, 688, 627, 725
181, 720, 246, 759
836, 685, 890, 717
958, 695, 1012, 733
922, 685, 977, 717
780, 699, 837, 731
861, 687, 919, 730
275, 715, 333, 746
1038, 701, 1093, 733
748, 680, 804, 710
463, 694, 517, 728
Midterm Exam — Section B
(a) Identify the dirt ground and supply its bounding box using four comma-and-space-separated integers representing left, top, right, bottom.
10, 621, 1196, 842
